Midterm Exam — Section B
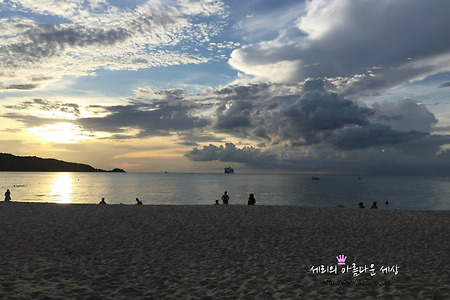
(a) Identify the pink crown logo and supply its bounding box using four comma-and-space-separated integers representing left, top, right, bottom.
336, 255, 347, 265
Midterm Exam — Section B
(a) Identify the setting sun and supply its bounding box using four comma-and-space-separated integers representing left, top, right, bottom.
27, 123, 95, 144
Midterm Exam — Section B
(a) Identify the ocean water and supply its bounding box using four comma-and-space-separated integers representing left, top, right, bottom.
0, 172, 449, 210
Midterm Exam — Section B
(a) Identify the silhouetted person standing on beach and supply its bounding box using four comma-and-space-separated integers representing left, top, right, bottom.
99, 197, 106, 204
248, 193, 256, 205
136, 198, 143, 205
221, 191, 229, 205
4, 189, 11, 202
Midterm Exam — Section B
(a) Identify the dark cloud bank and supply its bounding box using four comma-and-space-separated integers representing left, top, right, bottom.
186, 80, 450, 175
5, 80, 450, 175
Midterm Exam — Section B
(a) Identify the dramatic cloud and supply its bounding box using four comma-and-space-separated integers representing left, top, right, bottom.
229, 0, 450, 97
372, 98, 437, 133
208, 80, 375, 147
0, 0, 230, 90
4, 78, 450, 174
79, 100, 210, 138
185, 142, 278, 168
184, 80, 450, 173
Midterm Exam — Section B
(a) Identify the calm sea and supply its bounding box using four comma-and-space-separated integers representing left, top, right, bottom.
0, 172, 449, 210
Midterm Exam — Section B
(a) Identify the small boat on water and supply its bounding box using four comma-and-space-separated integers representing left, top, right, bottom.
224, 167, 234, 174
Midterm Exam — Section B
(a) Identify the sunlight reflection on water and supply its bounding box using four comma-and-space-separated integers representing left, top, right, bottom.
50, 173, 73, 204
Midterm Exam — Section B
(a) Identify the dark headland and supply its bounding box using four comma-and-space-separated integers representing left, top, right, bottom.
0, 153, 125, 172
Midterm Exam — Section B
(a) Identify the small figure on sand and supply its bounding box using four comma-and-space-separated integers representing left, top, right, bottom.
358, 202, 364, 208
215, 200, 219, 205
370, 201, 378, 209
221, 191, 229, 205
248, 193, 256, 205
4, 189, 11, 202
99, 197, 107, 204
136, 198, 143, 205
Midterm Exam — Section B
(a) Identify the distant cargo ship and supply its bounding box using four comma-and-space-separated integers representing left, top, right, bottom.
224, 167, 234, 174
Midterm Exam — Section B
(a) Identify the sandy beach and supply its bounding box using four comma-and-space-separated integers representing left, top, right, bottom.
0, 202, 449, 299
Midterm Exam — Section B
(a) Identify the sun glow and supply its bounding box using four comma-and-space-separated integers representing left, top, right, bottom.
51, 173, 73, 204
28, 122, 95, 143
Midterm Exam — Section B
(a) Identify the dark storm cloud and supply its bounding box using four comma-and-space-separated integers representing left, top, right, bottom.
177, 132, 224, 147
185, 142, 278, 168
183, 80, 450, 174
79, 99, 210, 138
278, 85, 372, 131
330, 124, 425, 150
215, 100, 253, 130
210, 80, 374, 146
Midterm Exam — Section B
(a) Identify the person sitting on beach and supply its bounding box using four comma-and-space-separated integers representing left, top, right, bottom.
221, 191, 229, 205
136, 198, 143, 205
99, 197, 107, 204
248, 193, 256, 205
4, 189, 11, 202
370, 201, 378, 209
358, 202, 364, 208
215, 200, 219, 205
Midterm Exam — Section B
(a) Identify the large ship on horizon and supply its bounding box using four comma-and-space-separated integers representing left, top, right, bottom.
224, 167, 234, 174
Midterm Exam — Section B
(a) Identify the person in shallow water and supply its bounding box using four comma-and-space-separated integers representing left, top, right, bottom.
221, 191, 229, 205
4, 189, 11, 202
247, 193, 256, 205
99, 197, 106, 204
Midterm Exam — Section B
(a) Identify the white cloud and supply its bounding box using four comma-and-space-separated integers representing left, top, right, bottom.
229, 0, 450, 97
0, 0, 227, 91
296, 0, 347, 40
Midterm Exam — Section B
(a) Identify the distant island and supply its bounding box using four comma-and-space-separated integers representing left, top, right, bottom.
0, 153, 125, 172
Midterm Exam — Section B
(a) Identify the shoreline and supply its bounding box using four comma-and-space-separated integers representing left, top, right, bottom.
1, 203, 449, 299
3, 200, 450, 210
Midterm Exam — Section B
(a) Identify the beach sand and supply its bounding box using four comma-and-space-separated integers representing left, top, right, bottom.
0, 203, 449, 299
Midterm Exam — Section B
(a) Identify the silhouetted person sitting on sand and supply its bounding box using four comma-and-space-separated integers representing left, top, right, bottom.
370, 201, 378, 209
358, 202, 364, 208
215, 200, 219, 205
136, 198, 143, 205
221, 191, 229, 205
248, 193, 256, 205
99, 197, 106, 204
4, 189, 11, 202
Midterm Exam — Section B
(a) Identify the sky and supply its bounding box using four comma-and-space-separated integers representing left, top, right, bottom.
2, 0, 450, 175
